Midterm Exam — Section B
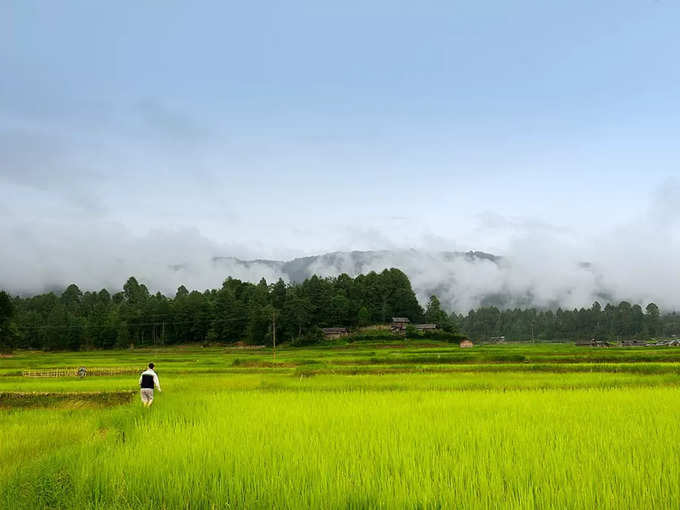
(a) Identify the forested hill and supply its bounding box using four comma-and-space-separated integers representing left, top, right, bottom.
212, 250, 499, 283
1, 269, 426, 351
1, 269, 679, 352
210, 250, 505, 312
8, 249, 674, 315
206, 250, 649, 312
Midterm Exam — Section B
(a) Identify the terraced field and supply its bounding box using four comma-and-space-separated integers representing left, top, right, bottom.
2, 342, 680, 509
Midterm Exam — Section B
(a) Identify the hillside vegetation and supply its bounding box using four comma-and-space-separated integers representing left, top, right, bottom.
1, 269, 679, 352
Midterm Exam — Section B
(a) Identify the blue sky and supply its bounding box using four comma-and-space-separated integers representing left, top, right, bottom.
1, 1, 679, 298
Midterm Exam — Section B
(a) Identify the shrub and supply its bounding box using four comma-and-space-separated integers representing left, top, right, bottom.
406, 329, 467, 343
346, 329, 396, 342
292, 326, 325, 347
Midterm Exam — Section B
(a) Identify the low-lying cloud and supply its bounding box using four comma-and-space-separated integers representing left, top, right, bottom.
1, 180, 678, 313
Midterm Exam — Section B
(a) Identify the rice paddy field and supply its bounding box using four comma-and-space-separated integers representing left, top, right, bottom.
3, 341, 680, 509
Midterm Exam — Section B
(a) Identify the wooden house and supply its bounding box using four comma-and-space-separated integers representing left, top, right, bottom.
391, 317, 410, 333
459, 339, 474, 348
621, 339, 646, 347
413, 324, 438, 332
321, 327, 349, 340
575, 339, 612, 347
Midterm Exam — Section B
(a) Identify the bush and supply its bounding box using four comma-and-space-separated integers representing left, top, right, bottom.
406, 329, 467, 343
346, 329, 396, 342
292, 326, 324, 347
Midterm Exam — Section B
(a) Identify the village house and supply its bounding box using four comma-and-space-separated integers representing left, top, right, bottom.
413, 323, 438, 332
575, 339, 612, 347
459, 340, 474, 348
621, 339, 647, 347
391, 317, 410, 333
321, 327, 349, 340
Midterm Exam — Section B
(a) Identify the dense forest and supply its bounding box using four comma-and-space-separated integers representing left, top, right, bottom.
0, 268, 679, 351
0, 269, 427, 351
457, 302, 680, 343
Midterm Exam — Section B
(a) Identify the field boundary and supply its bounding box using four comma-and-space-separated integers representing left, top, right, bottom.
22, 367, 141, 378
0, 391, 136, 408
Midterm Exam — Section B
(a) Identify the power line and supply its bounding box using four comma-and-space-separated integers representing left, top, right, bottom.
15, 315, 249, 332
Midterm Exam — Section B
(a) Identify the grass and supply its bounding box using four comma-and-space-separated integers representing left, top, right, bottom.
2, 342, 680, 508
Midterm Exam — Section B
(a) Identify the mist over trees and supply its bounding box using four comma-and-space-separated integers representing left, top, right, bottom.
458, 301, 679, 342
1, 270, 678, 351
2, 269, 424, 351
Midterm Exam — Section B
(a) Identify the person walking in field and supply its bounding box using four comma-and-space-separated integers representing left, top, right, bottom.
139, 362, 161, 407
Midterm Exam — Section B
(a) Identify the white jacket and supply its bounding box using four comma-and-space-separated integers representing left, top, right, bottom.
139, 368, 162, 391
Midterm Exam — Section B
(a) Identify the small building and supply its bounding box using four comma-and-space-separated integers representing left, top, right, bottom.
391, 317, 410, 333
489, 336, 505, 344
321, 327, 349, 340
459, 340, 474, 348
413, 324, 438, 332
575, 339, 612, 347
648, 339, 680, 347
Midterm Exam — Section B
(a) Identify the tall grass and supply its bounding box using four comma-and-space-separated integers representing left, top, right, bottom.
3, 370, 680, 394
2, 386, 680, 509
3, 345, 680, 508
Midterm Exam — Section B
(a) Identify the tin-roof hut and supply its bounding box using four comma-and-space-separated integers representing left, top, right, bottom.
414, 324, 438, 331
391, 317, 410, 334
321, 327, 349, 339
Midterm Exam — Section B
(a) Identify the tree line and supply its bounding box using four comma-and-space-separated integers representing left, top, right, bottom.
0, 269, 429, 351
457, 301, 680, 342
0, 269, 678, 351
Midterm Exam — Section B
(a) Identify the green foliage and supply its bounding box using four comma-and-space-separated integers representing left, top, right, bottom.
346, 329, 395, 342
459, 301, 678, 342
406, 328, 466, 343
9, 269, 426, 351
424, 295, 445, 325
0, 291, 16, 351
291, 326, 324, 346
357, 306, 370, 327
646, 303, 660, 337
115, 321, 129, 348
6, 270, 680, 352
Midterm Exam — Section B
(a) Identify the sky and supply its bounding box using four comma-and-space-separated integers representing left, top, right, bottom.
1, 1, 679, 307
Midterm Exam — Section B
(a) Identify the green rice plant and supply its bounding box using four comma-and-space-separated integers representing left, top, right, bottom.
3, 387, 680, 509
3, 344, 680, 509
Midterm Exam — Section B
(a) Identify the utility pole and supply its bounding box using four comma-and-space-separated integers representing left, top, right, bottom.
272, 310, 277, 362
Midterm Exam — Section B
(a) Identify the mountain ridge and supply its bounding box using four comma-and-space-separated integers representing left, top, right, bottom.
212, 249, 501, 283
